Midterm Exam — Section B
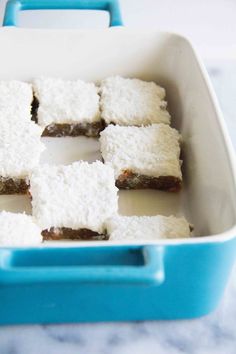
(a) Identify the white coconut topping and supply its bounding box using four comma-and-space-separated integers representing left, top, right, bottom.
0, 80, 33, 121
107, 215, 191, 240
33, 77, 101, 127
100, 124, 182, 179
0, 211, 42, 246
30, 161, 118, 233
0, 120, 45, 178
99, 76, 171, 125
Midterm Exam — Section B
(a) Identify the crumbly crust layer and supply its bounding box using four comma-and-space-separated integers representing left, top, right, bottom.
0, 177, 29, 194
42, 227, 108, 241
41, 121, 105, 137
116, 170, 182, 192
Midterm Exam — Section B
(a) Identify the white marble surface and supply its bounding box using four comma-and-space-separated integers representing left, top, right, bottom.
0, 1, 236, 353
0, 266, 236, 354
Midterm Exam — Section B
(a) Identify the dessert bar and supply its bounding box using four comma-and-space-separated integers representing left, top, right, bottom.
33, 77, 103, 137
99, 76, 170, 126
100, 124, 182, 191
107, 215, 191, 240
0, 120, 45, 194
30, 161, 118, 240
0, 211, 42, 246
0, 80, 33, 121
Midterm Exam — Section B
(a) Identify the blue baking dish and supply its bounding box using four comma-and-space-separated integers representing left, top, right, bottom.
0, 0, 236, 325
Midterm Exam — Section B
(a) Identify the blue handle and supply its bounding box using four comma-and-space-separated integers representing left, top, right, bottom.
0, 245, 165, 286
3, 0, 123, 27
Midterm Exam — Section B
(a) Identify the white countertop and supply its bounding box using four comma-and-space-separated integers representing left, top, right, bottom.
0, 1, 236, 353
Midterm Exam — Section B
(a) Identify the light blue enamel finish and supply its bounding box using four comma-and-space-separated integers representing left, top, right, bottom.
0, 240, 236, 324
3, 0, 123, 27
0, 245, 164, 285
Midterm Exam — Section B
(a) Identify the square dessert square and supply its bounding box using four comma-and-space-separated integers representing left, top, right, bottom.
30, 161, 118, 240
100, 124, 182, 191
0, 80, 33, 122
0, 120, 45, 194
33, 77, 103, 137
0, 211, 42, 246
106, 215, 191, 241
99, 76, 171, 126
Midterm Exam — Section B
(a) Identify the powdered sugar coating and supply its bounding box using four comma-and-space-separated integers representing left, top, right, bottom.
33, 77, 100, 127
99, 76, 170, 125
107, 215, 191, 240
30, 161, 118, 233
100, 124, 182, 179
0, 120, 45, 178
0, 80, 33, 121
0, 211, 42, 246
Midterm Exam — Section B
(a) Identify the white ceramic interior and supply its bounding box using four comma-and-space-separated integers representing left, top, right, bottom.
0, 27, 235, 245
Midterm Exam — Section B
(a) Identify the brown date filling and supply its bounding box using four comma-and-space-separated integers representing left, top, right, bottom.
116, 170, 182, 192
41, 121, 105, 138
42, 227, 108, 241
0, 177, 29, 194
